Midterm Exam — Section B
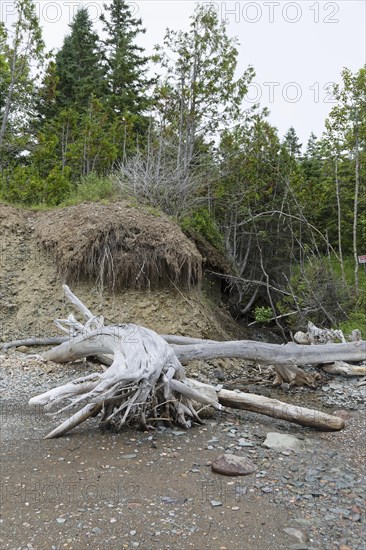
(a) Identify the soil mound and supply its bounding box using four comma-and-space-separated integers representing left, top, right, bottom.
35, 202, 202, 291
0, 203, 26, 230
0, 200, 238, 344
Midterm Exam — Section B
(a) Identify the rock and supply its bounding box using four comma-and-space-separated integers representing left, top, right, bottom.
210, 500, 222, 507
294, 331, 310, 344
212, 368, 225, 381
284, 527, 309, 543
238, 438, 254, 447
56, 517, 66, 524
16, 346, 29, 353
121, 453, 137, 459
262, 432, 312, 452
211, 453, 256, 476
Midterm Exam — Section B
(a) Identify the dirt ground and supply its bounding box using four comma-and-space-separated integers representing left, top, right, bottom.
0, 204, 365, 550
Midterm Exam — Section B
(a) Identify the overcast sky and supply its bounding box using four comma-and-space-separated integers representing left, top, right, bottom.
1, 1, 365, 148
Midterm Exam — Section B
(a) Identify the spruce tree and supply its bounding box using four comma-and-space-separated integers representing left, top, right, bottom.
100, 0, 151, 116
54, 7, 106, 111
283, 127, 302, 158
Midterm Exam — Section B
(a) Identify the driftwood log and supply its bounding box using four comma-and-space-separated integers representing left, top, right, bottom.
23, 286, 366, 437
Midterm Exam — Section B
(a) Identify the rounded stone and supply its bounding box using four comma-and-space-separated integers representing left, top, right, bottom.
211, 453, 256, 476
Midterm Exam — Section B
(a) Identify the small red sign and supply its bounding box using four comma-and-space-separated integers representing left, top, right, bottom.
358, 255, 366, 264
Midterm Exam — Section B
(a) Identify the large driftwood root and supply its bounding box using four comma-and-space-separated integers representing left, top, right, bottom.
30, 325, 221, 438
29, 286, 221, 438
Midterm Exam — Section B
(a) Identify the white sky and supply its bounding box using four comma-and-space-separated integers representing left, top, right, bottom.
1, 0, 365, 148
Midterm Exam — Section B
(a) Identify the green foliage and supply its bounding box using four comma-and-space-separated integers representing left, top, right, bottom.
254, 306, 273, 324
153, 4, 255, 182
100, 0, 151, 117
53, 8, 106, 111
339, 311, 366, 339
283, 126, 302, 158
0, 0, 46, 158
0, 164, 71, 206
0, 23, 10, 115
277, 255, 365, 332
181, 208, 223, 249
0, 0, 364, 339
61, 173, 116, 205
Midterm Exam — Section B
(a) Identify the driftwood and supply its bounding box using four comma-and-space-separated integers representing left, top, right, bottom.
217, 389, 344, 431
294, 322, 347, 344
1, 336, 68, 350
321, 361, 366, 376
293, 322, 366, 378
272, 364, 321, 388
25, 286, 364, 438
30, 324, 221, 438
173, 340, 365, 366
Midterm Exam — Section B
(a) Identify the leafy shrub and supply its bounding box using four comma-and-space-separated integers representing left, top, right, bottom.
0, 165, 71, 206
181, 208, 223, 249
61, 172, 116, 205
254, 306, 273, 323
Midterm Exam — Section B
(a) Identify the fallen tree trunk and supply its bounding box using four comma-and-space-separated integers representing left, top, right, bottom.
217, 389, 344, 431
173, 340, 366, 366
27, 286, 365, 438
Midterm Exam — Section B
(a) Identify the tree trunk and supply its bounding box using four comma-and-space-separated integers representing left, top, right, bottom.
173, 340, 366, 366
353, 113, 360, 294
217, 389, 344, 431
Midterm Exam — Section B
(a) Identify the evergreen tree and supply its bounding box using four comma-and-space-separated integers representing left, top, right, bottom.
54, 8, 106, 111
100, 0, 151, 116
283, 127, 302, 158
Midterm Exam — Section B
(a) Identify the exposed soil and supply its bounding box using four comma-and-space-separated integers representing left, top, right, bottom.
0, 203, 365, 550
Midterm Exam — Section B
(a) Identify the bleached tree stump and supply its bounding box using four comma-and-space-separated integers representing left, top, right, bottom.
30, 324, 222, 438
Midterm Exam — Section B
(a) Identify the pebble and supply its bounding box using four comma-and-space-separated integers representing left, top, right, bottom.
211, 454, 257, 476
121, 453, 137, 459
237, 438, 254, 447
